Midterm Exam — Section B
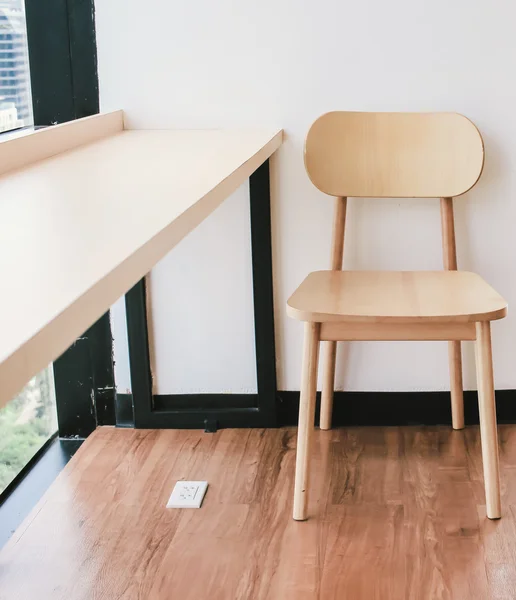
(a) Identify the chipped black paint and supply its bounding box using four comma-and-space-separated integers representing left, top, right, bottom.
25, 0, 99, 126
24, 0, 114, 437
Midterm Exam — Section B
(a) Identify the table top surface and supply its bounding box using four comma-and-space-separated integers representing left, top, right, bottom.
0, 112, 282, 407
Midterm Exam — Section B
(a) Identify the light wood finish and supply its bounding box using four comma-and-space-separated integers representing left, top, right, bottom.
320, 343, 337, 431
321, 196, 347, 431
293, 322, 320, 520
440, 197, 458, 271
0, 114, 283, 408
287, 270, 507, 323
0, 110, 124, 176
475, 322, 502, 519
329, 196, 347, 271
441, 196, 465, 430
3, 425, 516, 599
290, 112, 507, 522
305, 112, 484, 198
320, 321, 476, 342
448, 342, 465, 428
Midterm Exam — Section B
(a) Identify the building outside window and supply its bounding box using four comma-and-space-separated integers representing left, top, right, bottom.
0, 0, 32, 133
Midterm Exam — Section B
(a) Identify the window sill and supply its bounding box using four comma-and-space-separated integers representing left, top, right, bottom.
0, 437, 83, 549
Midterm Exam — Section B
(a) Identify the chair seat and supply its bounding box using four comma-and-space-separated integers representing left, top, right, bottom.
287, 270, 507, 323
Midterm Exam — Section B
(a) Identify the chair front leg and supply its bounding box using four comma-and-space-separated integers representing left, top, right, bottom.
475, 321, 502, 519
293, 321, 320, 521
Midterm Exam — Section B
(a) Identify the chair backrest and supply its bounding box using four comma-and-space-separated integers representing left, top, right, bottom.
304, 112, 484, 198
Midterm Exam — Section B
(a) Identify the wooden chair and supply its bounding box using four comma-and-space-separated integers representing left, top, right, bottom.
287, 112, 507, 521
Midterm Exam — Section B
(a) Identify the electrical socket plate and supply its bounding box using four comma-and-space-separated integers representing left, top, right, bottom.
166, 481, 208, 509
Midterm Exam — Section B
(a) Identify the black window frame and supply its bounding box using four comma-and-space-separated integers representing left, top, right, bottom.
0, 0, 107, 533
24, 0, 115, 438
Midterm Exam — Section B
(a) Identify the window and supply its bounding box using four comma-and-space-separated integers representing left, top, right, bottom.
0, 367, 57, 494
0, 0, 109, 502
0, 0, 48, 499
0, 0, 32, 133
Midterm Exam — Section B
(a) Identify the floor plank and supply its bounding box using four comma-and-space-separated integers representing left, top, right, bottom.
2, 425, 516, 599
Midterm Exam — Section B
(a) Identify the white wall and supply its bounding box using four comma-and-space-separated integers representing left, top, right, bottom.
110, 297, 131, 394
96, 0, 516, 394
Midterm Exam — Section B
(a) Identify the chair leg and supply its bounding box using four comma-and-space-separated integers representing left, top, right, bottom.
320, 341, 337, 430
449, 340, 465, 430
293, 321, 320, 521
475, 321, 501, 519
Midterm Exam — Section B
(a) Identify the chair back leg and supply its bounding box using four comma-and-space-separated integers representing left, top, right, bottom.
319, 196, 347, 430
440, 197, 465, 429
320, 341, 337, 430
448, 340, 465, 429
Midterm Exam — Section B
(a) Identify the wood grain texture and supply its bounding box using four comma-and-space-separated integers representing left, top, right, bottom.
304, 111, 484, 198
2, 425, 516, 599
287, 270, 508, 323
0, 123, 283, 409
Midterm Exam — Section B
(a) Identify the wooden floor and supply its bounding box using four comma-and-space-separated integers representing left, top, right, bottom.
2, 425, 516, 599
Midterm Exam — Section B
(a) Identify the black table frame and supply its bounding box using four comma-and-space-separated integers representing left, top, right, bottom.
124, 159, 278, 430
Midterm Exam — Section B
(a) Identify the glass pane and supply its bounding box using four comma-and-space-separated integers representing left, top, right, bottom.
0, 367, 57, 494
0, 0, 33, 133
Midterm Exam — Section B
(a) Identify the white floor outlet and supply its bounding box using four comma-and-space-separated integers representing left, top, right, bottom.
166, 481, 208, 509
